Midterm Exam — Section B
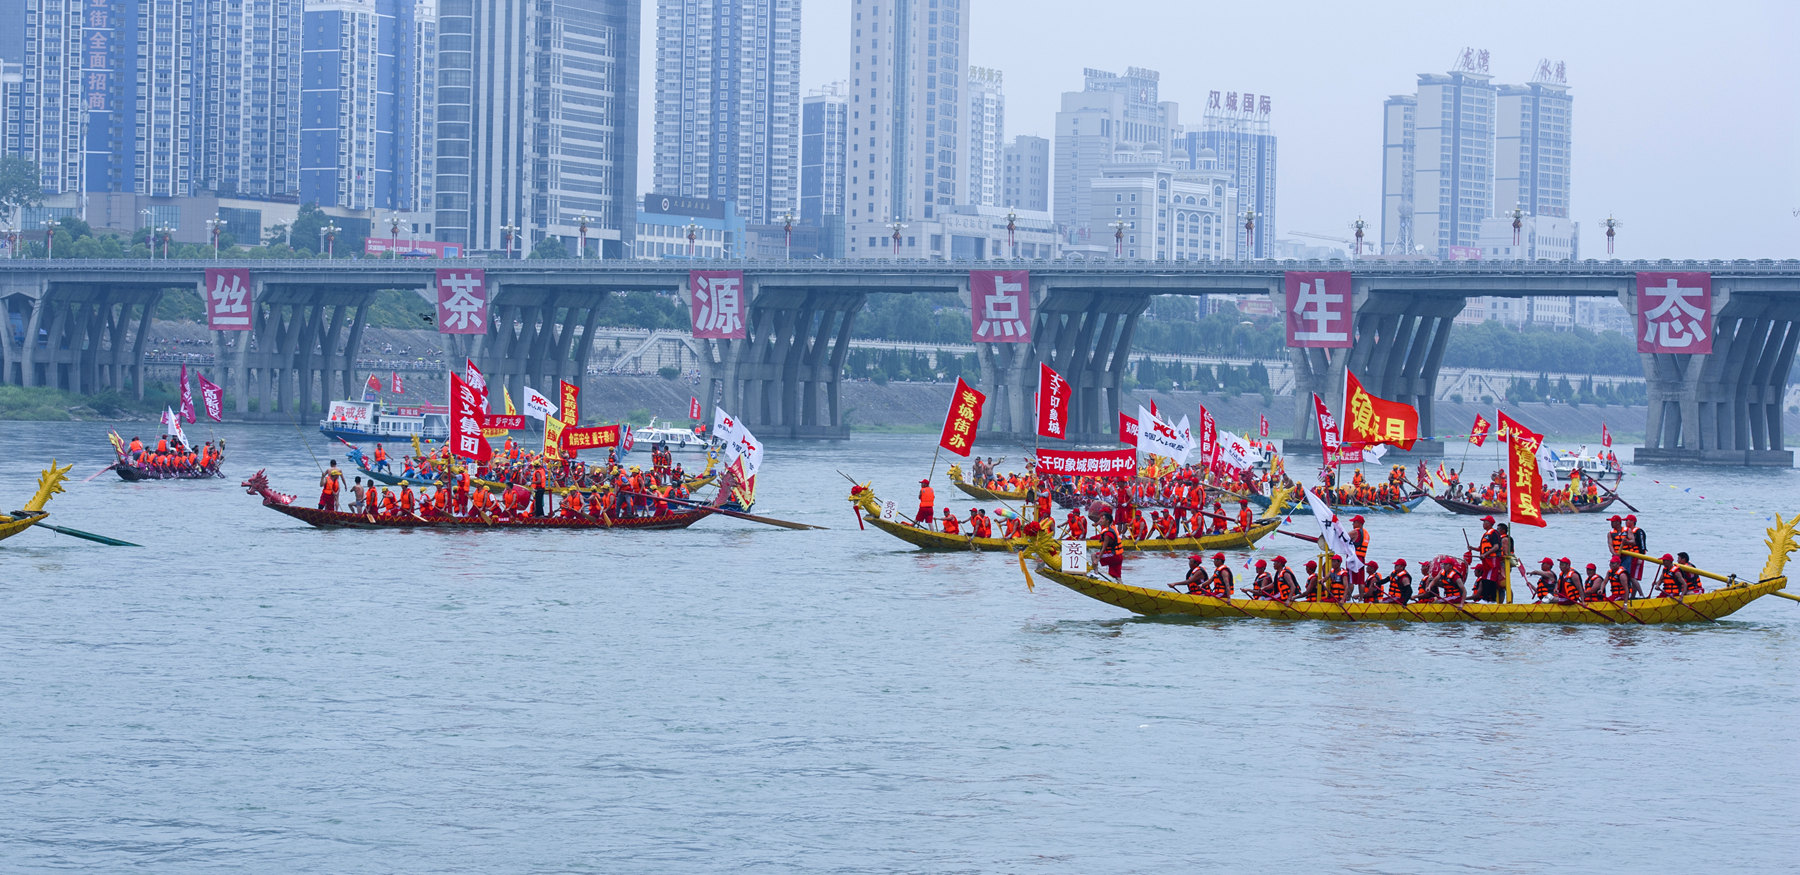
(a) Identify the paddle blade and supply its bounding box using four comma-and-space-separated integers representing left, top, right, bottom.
34, 521, 140, 547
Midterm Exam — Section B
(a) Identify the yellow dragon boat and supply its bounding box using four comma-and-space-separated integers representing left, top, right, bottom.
1, 462, 73, 544
1019, 515, 1800, 624
847, 481, 1294, 553
946, 464, 1028, 500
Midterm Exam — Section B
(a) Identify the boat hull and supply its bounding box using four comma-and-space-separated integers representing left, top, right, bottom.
861, 513, 1280, 553
1431, 494, 1618, 516
255, 499, 714, 531
0, 511, 46, 543
115, 465, 223, 482
1032, 563, 1785, 624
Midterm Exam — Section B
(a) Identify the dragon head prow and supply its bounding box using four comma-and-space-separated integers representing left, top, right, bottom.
846, 482, 879, 516
21, 461, 73, 513
947, 463, 965, 482
1761, 513, 1800, 584
241, 470, 296, 506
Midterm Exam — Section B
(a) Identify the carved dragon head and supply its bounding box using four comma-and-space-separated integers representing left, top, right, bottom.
1761, 513, 1800, 584
947, 463, 965, 482
21, 461, 73, 513
1260, 483, 1295, 520
241, 470, 296, 506
846, 482, 880, 518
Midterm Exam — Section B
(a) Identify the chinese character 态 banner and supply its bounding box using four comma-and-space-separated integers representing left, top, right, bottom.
691, 270, 747, 339
1340, 371, 1419, 451
1035, 449, 1137, 479
1036, 362, 1070, 440
1283, 271, 1353, 348
204, 268, 254, 331
1636, 272, 1712, 354
436, 269, 488, 334
938, 378, 986, 457
971, 270, 1032, 342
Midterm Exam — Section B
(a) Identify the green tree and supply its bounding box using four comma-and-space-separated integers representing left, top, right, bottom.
0, 155, 42, 224
530, 236, 568, 259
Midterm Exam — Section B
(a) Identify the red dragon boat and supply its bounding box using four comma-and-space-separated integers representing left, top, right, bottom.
241, 470, 717, 531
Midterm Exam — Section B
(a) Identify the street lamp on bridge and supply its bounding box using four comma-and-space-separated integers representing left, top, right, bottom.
889, 218, 908, 257
1506, 205, 1527, 247
205, 216, 226, 259
155, 225, 174, 260
321, 222, 341, 259
576, 214, 592, 259
685, 221, 700, 258
500, 223, 519, 259
1350, 217, 1368, 257
1006, 209, 1017, 258
1109, 219, 1129, 259
1601, 214, 1623, 256
387, 214, 404, 258
1241, 210, 1258, 258
780, 210, 796, 260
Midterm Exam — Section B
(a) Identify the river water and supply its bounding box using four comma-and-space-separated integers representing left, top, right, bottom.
1, 421, 1796, 872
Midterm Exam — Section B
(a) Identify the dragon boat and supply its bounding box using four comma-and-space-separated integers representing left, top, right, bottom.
1430, 493, 1620, 516
242, 470, 716, 531
946, 464, 1028, 501
1, 462, 71, 544
113, 462, 224, 482
1243, 488, 1426, 516
1018, 515, 1800, 624
846, 481, 1294, 553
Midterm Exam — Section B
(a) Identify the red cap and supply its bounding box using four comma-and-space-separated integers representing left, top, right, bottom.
1608, 515, 1622, 522
1480, 515, 1495, 523
1351, 515, 1365, 523
1273, 556, 1287, 565
1254, 559, 1267, 568
1213, 552, 1227, 562
1188, 554, 1204, 563
1541, 557, 1554, 566
1393, 558, 1407, 568
1560, 557, 1572, 564
1305, 560, 1318, 569
1626, 514, 1637, 522
1661, 553, 1675, 562
919, 478, 931, 485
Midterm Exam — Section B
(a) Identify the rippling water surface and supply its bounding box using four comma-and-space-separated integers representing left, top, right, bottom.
1, 421, 1796, 872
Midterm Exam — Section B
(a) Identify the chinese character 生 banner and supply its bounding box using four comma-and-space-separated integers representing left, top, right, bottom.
1283, 271, 1353, 348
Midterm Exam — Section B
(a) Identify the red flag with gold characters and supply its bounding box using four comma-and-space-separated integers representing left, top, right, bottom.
1498, 411, 1546, 528
1340, 371, 1419, 451
937, 377, 985, 457
1469, 413, 1491, 447
559, 380, 581, 426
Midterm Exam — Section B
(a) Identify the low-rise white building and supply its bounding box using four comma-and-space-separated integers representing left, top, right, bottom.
1085, 149, 1237, 261
845, 205, 1058, 260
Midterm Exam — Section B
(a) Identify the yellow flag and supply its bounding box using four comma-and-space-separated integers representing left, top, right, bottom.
504, 387, 517, 416
544, 415, 564, 459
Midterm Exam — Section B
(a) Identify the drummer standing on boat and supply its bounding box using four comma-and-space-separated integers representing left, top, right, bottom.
915, 479, 935, 528
318, 460, 344, 511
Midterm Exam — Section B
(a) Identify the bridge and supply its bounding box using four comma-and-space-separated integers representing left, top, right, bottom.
3, 258, 1798, 464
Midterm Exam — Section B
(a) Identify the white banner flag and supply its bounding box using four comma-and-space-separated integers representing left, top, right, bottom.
161, 407, 188, 447
520, 386, 556, 421
1216, 430, 1254, 471
712, 407, 764, 478
1135, 405, 1192, 465
1304, 488, 1365, 572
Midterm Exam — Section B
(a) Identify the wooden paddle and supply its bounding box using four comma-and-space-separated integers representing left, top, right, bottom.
1591, 476, 1639, 514
622, 490, 825, 531
10, 511, 139, 547
84, 463, 119, 483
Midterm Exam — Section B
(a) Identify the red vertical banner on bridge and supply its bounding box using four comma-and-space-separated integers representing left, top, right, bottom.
1035, 363, 1070, 440
690, 270, 747, 339
970, 270, 1032, 342
1282, 271, 1352, 348
938, 378, 986, 457
1498, 410, 1547, 528
435, 268, 489, 334
203, 268, 254, 331
1636, 272, 1712, 354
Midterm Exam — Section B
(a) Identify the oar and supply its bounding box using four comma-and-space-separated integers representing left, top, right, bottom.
11, 512, 139, 547
620, 490, 824, 531
84, 463, 119, 482
1599, 596, 1649, 625
1591, 476, 1639, 514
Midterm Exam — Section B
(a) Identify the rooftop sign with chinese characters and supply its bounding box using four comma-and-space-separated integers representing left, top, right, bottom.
643, 193, 727, 221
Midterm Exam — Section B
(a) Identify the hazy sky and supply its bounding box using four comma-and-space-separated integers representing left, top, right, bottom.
640, 0, 1800, 259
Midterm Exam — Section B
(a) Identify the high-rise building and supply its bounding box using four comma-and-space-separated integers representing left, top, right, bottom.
1496, 60, 1572, 220
1053, 67, 1179, 245
1382, 50, 1497, 258
1381, 50, 1571, 259
1002, 134, 1048, 213
436, 0, 639, 256
843, 0, 969, 257
965, 65, 1004, 208
20, 0, 196, 199
300, 0, 436, 212
1086, 151, 1236, 262
800, 81, 846, 256
194, 0, 302, 200
1182, 90, 1276, 259
652, 0, 799, 226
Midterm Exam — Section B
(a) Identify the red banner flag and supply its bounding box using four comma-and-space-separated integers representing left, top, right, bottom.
1118, 411, 1139, 447
462, 359, 487, 400
937, 377, 986, 457
178, 364, 196, 423
366, 374, 383, 394
203, 268, 254, 331
392, 372, 404, 395
196, 372, 224, 422
478, 414, 527, 431
449, 373, 492, 462
559, 380, 580, 426
1259, 414, 1269, 438
1313, 393, 1359, 466
1341, 371, 1419, 451
1034, 448, 1138, 479
1036, 363, 1071, 440
1469, 414, 1491, 447
1602, 423, 1612, 448
563, 425, 623, 453
1197, 405, 1217, 466
435, 269, 489, 334
689, 396, 702, 420
1499, 411, 1546, 528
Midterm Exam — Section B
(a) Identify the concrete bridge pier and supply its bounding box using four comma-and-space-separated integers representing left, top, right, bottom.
228, 284, 373, 420
679, 278, 861, 438
980, 284, 1147, 443
471, 286, 605, 421
1, 279, 163, 398
1347, 292, 1465, 453
1633, 282, 1800, 466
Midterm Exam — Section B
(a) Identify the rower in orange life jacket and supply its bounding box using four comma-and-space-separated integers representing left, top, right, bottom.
1529, 557, 1557, 602
1270, 557, 1299, 600
1237, 500, 1252, 532
397, 482, 416, 515
1208, 553, 1235, 599
940, 507, 961, 535
379, 488, 399, 517
1356, 560, 1384, 602
1552, 558, 1582, 602
372, 443, 390, 472
1605, 556, 1633, 601
318, 459, 344, 511
1177, 554, 1209, 594
1064, 510, 1087, 540
1249, 560, 1274, 599
1094, 515, 1124, 580
916, 479, 936, 527
1383, 558, 1413, 604
1346, 515, 1370, 593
